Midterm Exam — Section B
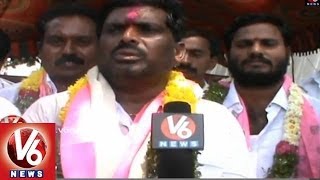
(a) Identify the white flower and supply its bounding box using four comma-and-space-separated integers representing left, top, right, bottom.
283, 84, 303, 145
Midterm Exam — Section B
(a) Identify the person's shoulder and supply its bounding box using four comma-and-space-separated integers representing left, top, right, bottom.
0, 82, 21, 100
0, 96, 17, 108
197, 98, 231, 113
0, 96, 20, 119
303, 93, 320, 116
36, 90, 69, 105
197, 99, 239, 126
29, 90, 69, 114
22, 91, 69, 124
0, 82, 21, 94
299, 72, 320, 88
0, 82, 21, 91
0, 77, 14, 87
303, 93, 320, 105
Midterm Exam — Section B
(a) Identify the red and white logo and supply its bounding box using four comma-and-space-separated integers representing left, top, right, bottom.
0, 119, 55, 180
7, 127, 47, 168
161, 114, 196, 140
1, 115, 26, 123
308, 0, 318, 2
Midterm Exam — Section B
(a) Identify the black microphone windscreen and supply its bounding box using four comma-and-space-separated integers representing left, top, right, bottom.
163, 101, 191, 113
157, 101, 195, 178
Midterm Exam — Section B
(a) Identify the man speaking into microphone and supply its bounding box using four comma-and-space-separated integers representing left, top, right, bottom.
23, 0, 254, 178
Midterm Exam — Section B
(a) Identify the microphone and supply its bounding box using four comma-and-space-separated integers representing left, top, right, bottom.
151, 101, 204, 178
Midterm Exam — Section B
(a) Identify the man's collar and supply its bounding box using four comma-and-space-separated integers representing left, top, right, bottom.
45, 73, 58, 94
223, 81, 288, 110
223, 81, 240, 108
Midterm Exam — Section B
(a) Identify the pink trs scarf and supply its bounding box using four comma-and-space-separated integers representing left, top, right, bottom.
237, 75, 320, 178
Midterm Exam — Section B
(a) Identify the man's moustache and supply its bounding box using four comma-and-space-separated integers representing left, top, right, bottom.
242, 57, 272, 66
111, 43, 145, 57
55, 55, 85, 66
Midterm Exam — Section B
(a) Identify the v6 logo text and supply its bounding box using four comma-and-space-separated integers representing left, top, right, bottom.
161, 114, 196, 140
7, 128, 47, 168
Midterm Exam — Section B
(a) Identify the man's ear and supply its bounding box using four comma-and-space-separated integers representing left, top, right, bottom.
174, 41, 186, 65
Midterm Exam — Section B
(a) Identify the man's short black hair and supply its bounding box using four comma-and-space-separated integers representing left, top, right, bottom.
100, 0, 186, 41
224, 13, 293, 50
0, 30, 11, 61
182, 29, 221, 57
37, 2, 100, 41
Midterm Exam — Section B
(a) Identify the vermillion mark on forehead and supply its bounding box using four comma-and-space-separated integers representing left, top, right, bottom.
126, 7, 141, 22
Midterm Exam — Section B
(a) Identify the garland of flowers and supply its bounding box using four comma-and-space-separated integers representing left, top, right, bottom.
59, 76, 88, 122
14, 67, 46, 113
268, 84, 303, 178
203, 82, 229, 104
59, 71, 202, 178
143, 71, 202, 178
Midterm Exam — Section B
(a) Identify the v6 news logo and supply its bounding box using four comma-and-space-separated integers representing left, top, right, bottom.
161, 114, 196, 140
152, 113, 204, 150
0, 115, 56, 180
7, 128, 47, 168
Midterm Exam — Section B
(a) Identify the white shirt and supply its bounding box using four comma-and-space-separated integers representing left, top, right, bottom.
0, 77, 14, 89
0, 74, 57, 103
23, 88, 254, 178
300, 71, 320, 100
0, 97, 21, 119
223, 82, 320, 178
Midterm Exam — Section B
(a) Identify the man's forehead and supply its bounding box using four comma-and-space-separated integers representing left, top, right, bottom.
105, 6, 167, 23
183, 36, 210, 49
233, 23, 282, 40
45, 18, 96, 36
46, 16, 95, 30
47, 15, 94, 26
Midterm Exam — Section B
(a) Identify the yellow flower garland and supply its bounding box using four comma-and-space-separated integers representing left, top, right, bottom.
15, 67, 47, 113
60, 71, 200, 122
59, 76, 88, 123
20, 67, 46, 91
164, 71, 199, 112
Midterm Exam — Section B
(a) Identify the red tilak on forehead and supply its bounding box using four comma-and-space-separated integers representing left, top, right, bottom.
126, 7, 140, 21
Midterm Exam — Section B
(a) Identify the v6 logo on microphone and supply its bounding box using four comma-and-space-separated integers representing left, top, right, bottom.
152, 113, 204, 150
161, 114, 196, 140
